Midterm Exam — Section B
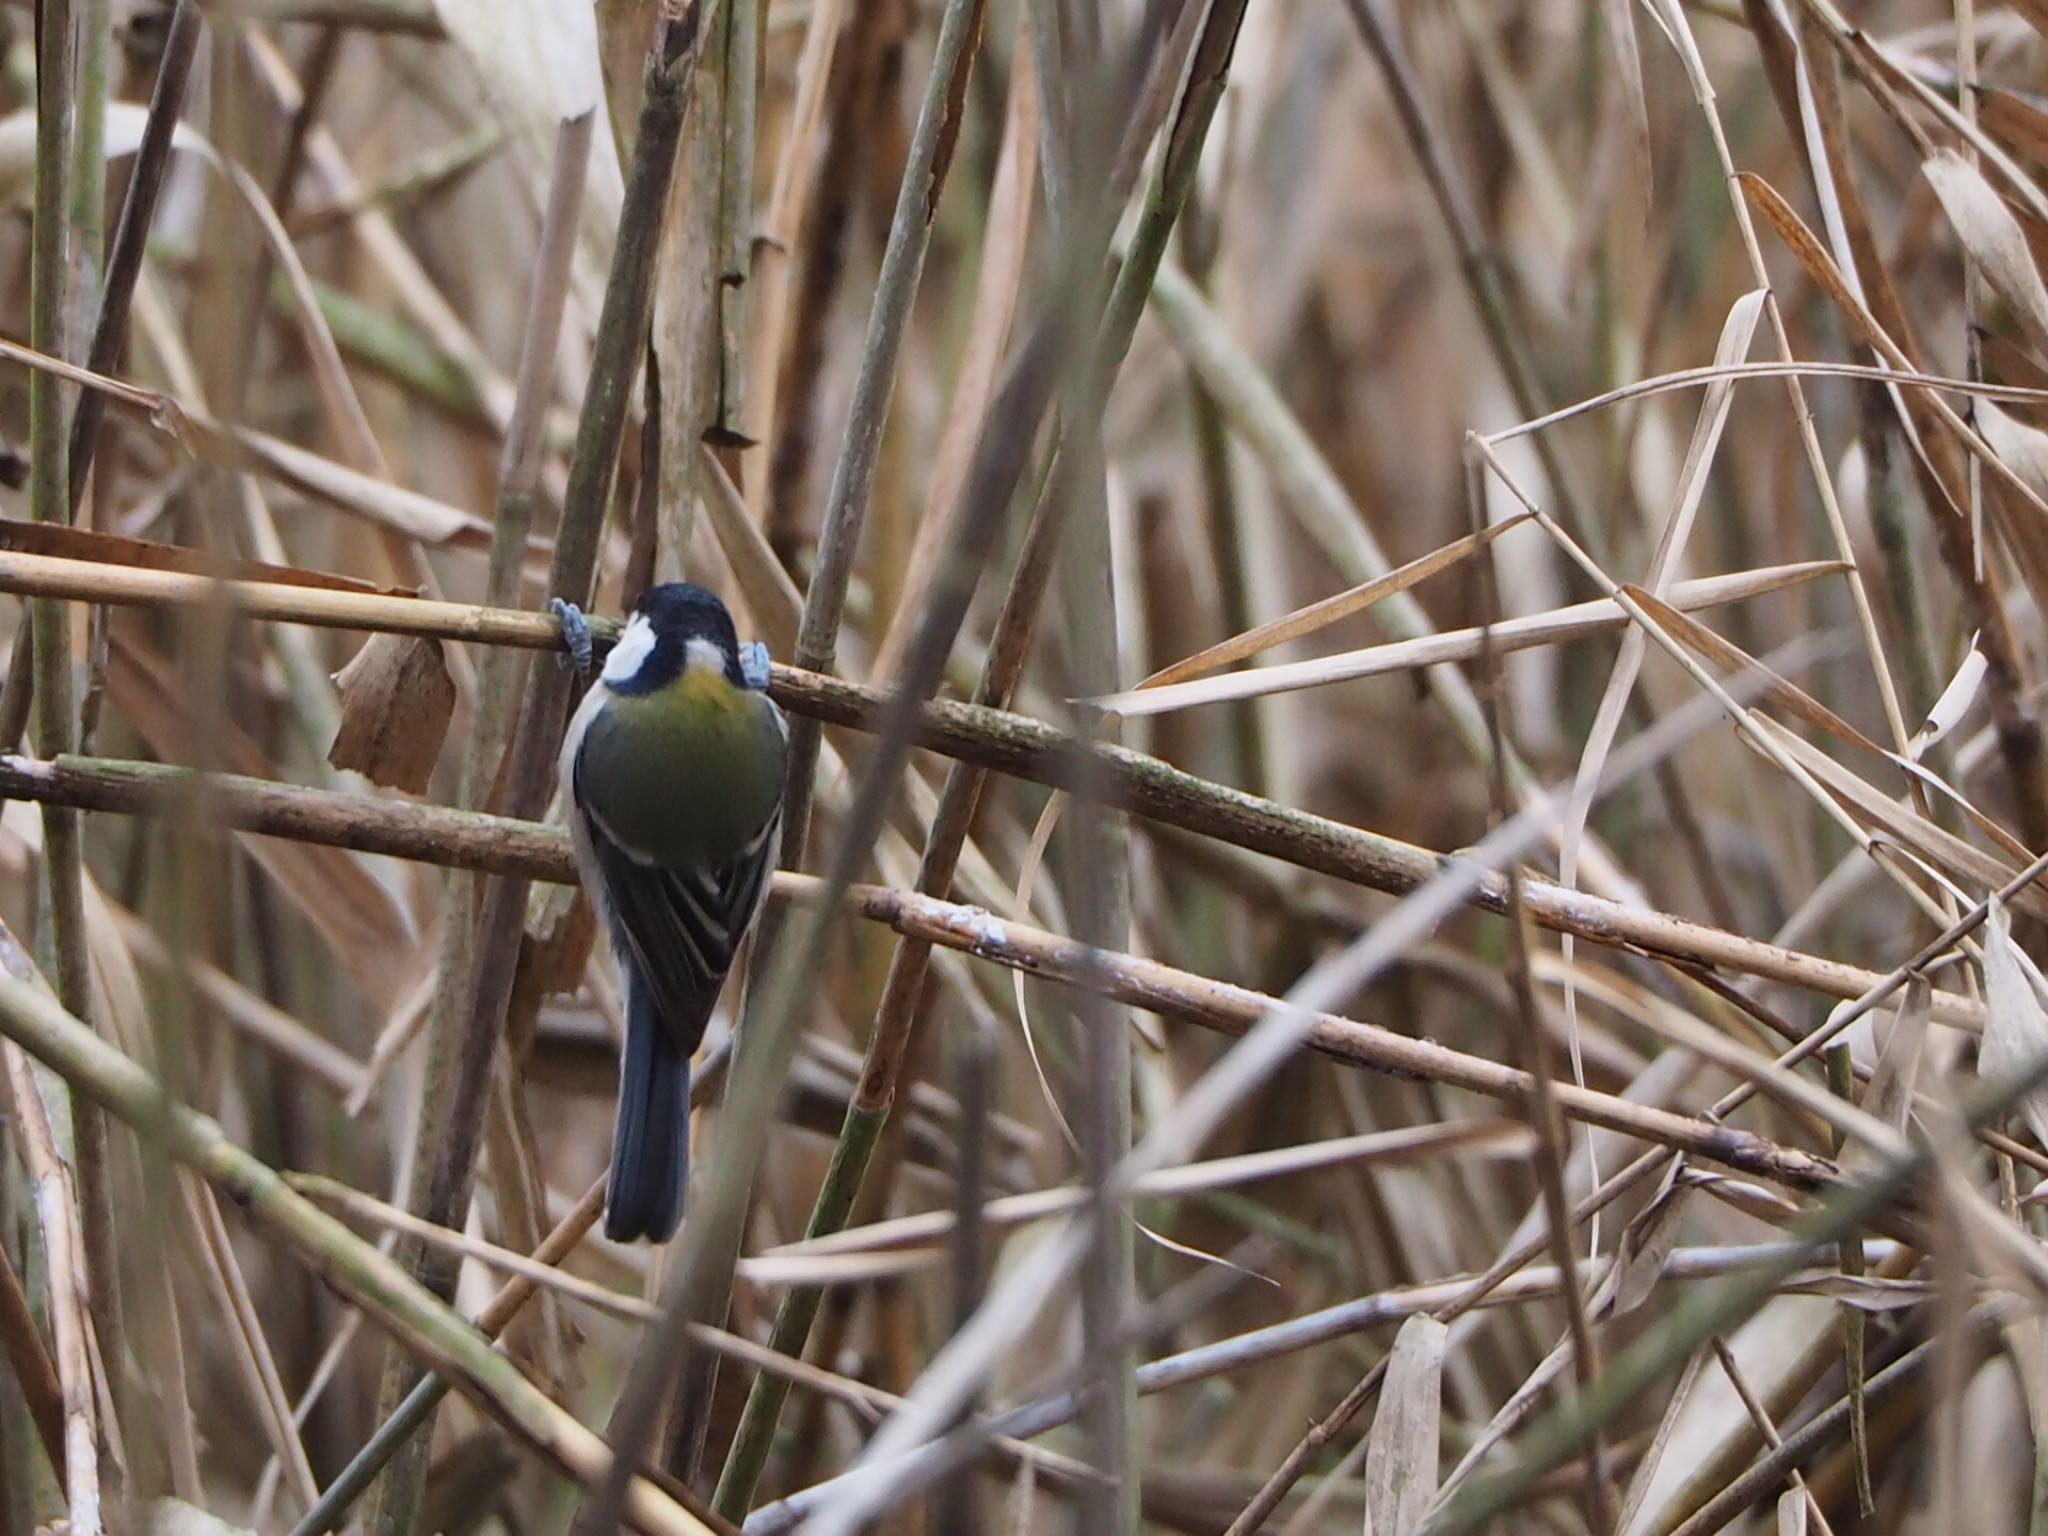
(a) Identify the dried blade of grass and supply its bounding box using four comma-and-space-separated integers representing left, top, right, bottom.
1979, 899, 2048, 1149
764, 1122, 1529, 1260
379, 14, 715, 1536
1136, 514, 1533, 693
1363, 1315, 1447, 1536
870, 13, 1038, 682
0, 520, 399, 595
1093, 562, 1842, 717
1924, 147, 2048, 359
175, 1173, 320, 1513
1909, 635, 1987, 759
1613, 1166, 1690, 1318
1752, 716, 2043, 923
1631, 585, 2035, 864
1550, 288, 1764, 1277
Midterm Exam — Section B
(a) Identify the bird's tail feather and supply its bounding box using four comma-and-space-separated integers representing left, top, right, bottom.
605, 971, 690, 1242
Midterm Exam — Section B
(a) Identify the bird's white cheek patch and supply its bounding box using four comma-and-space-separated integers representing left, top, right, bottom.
602, 613, 657, 684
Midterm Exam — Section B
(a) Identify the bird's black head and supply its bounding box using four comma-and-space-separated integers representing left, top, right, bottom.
600, 582, 745, 694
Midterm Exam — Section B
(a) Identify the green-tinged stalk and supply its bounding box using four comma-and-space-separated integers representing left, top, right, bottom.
367, 15, 710, 1536
710, 7, 1243, 1515
29, 0, 122, 1480
367, 108, 592, 1536
673, 0, 988, 1489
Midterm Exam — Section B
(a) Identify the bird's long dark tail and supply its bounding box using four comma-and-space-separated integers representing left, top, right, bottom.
605, 970, 690, 1242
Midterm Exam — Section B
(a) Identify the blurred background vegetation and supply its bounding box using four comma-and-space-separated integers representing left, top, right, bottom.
4, 1, 2048, 1533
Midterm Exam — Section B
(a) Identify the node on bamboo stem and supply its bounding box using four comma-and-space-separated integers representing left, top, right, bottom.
327, 632, 455, 794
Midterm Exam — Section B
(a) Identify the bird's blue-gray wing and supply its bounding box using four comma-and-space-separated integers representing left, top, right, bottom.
574, 766, 778, 1054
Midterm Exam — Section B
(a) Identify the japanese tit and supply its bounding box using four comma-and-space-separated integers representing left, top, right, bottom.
557, 583, 786, 1242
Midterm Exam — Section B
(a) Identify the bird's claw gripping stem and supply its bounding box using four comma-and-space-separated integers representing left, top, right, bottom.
551, 597, 593, 678
739, 641, 772, 691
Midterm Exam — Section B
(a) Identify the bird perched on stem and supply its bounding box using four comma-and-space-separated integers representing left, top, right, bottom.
556, 583, 786, 1242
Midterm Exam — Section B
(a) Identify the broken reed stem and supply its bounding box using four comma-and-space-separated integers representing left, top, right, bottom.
27, 0, 125, 1485
774, 0, 986, 871
370, 105, 595, 1536
381, 11, 711, 1530
0, 971, 718, 1536
674, 0, 986, 1487
1469, 451, 1614, 1531
713, 1, 1242, 1513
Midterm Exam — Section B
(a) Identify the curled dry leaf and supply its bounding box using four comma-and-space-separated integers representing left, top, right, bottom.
329, 633, 457, 794
1860, 975, 1931, 1142
1924, 148, 2048, 359
1908, 636, 1986, 760
1364, 1314, 1447, 1536
1979, 899, 2048, 1149
1614, 1165, 1689, 1316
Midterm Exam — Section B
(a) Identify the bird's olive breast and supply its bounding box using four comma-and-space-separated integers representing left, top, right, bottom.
578, 673, 784, 867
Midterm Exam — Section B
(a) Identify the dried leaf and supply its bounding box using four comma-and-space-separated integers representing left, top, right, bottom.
0, 520, 397, 594
1982, 87, 2048, 175
328, 633, 457, 793
1753, 717, 2048, 924
1909, 636, 1987, 759
1364, 1314, 1446, 1536
1976, 400, 2048, 504
1614, 1170, 1689, 1316
1861, 975, 1931, 1138
1137, 515, 1532, 693
1782, 1271, 1936, 1312
1777, 1487, 1807, 1536
1925, 149, 2048, 358
1980, 899, 2048, 1148
1092, 562, 1842, 717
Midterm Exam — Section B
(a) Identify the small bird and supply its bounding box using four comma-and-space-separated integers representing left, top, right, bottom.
557, 583, 786, 1242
